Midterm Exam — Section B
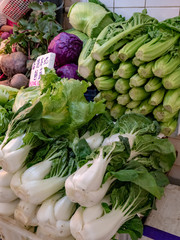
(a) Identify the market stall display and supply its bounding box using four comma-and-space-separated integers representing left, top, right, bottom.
0, 0, 179, 240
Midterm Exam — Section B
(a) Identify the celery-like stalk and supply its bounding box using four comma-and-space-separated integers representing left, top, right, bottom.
138, 99, 155, 115
101, 90, 118, 101
162, 67, 180, 89
129, 73, 147, 87
160, 118, 178, 136
152, 53, 180, 78
148, 88, 166, 106
153, 104, 178, 122
78, 38, 97, 81
136, 35, 179, 62
115, 78, 130, 94
94, 77, 116, 91
109, 51, 121, 64
126, 100, 141, 109
163, 88, 180, 113
113, 70, 119, 79
132, 57, 144, 67
106, 101, 114, 110
110, 104, 126, 119
95, 60, 117, 77
138, 61, 154, 78
119, 34, 149, 62
144, 77, 162, 92
117, 61, 136, 79
117, 93, 131, 105
129, 87, 150, 101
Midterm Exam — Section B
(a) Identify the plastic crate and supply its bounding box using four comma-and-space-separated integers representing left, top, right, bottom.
0, 0, 33, 22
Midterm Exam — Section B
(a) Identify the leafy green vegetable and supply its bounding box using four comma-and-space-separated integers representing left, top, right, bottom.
5, 2, 62, 59
148, 88, 166, 106
160, 118, 178, 136
162, 67, 180, 89
68, 2, 113, 38
115, 78, 130, 94
129, 87, 150, 101
40, 68, 105, 137
94, 76, 116, 91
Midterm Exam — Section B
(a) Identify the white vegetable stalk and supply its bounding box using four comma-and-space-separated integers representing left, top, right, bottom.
0, 169, 18, 202
70, 200, 132, 240
37, 194, 76, 238
14, 200, 39, 226
0, 169, 13, 186
0, 135, 31, 173
81, 131, 104, 150
102, 132, 136, 149
0, 199, 20, 216
10, 160, 67, 204
65, 146, 115, 207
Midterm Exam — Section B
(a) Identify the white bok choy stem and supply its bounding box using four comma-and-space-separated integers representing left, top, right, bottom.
0, 169, 18, 202
70, 184, 152, 240
14, 200, 39, 226
37, 193, 76, 238
0, 199, 20, 216
0, 102, 45, 173
0, 169, 13, 187
65, 145, 115, 207
0, 135, 31, 173
11, 139, 77, 204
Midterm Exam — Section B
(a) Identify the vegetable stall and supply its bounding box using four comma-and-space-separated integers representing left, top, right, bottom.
0, 0, 179, 240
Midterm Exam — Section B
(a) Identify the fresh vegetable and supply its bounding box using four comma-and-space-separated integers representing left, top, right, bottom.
95, 60, 116, 78
162, 67, 180, 89
106, 101, 114, 110
70, 184, 152, 240
109, 51, 121, 64
0, 199, 19, 216
129, 73, 147, 87
0, 52, 27, 77
40, 69, 105, 137
160, 118, 178, 136
94, 76, 116, 91
132, 57, 144, 67
117, 62, 136, 79
101, 90, 118, 101
153, 104, 178, 122
0, 106, 10, 135
152, 53, 180, 78
126, 100, 141, 109
0, 102, 45, 173
56, 64, 82, 80
163, 88, 180, 113
138, 99, 155, 115
12, 86, 40, 113
91, 11, 158, 61
65, 28, 89, 46
144, 77, 162, 92
78, 38, 97, 82
0, 85, 18, 106
10, 139, 76, 205
148, 88, 166, 106
136, 35, 179, 62
48, 32, 83, 67
1, 32, 10, 40
118, 34, 149, 62
129, 87, 150, 101
117, 94, 131, 106
113, 70, 119, 79
37, 193, 76, 238
68, 2, 113, 38
110, 104, 126, 119
115, 78, 130, 94
10, 73, 29, 89
138, 61, 154, 78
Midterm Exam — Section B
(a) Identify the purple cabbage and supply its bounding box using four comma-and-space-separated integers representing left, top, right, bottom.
1, 32, 10, 40
48, 32, 83, 67
56, 63, 83, 80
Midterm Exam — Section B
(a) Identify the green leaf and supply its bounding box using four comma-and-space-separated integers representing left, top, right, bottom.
118, 216, 143, 240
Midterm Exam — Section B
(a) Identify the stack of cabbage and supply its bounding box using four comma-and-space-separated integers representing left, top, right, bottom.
0, 67, 176, 240
69, 2, 180, 136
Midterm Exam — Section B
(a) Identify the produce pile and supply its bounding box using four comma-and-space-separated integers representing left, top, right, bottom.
0, 69, 176, 240
68, 1, 180, 136
0, 1, 179, 240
